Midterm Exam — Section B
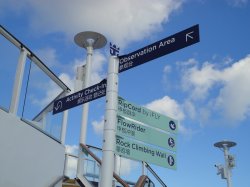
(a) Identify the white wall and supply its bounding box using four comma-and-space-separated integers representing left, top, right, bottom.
0, 109, 65, 187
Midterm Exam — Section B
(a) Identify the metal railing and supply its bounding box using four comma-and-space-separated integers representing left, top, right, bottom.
80, 143, 129, 187
0, 25, 71, 143
144, 162, 167, 187
64, 144, 164, 187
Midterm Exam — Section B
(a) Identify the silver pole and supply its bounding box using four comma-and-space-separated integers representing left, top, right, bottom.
100, 56, 119, 187
76, 43, 93, 176
79, 44, 93, 145
74, 31, 107, 178
10, 48, 28, 114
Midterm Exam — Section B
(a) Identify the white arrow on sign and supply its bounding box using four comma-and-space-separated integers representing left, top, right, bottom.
186, 31, 194, 42
54, 101, 63, 111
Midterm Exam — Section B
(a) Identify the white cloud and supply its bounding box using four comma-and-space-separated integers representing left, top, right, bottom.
183, 100, 196, 120
182, 62, 222, 100
90, 52, 107, 84
145, 96, 185, 121
144, 96, 194, 135
215, 55, 250, 122
1, 0, 183, 47
177, 58, 198, 67
163, 65, 172, 74
31, 73, 74, 108
178, 123, 199, 138
92, 116, 104, 135
35, 47, 59, 68
181, 55, 250, 123
59, 73, 75, 91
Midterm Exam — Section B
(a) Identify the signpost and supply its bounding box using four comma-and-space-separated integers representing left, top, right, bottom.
102, 25, 199, 186
53, 79, 107, 114
118, 96, 178, 134
116, 96, 178, 169
117, 115, 176, 151
116, 135, 176, 170
52, 25, 200, 187
119, 24, 199, 72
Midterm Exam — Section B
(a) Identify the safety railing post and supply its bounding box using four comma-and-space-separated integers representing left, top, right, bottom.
10, 48, 28, 115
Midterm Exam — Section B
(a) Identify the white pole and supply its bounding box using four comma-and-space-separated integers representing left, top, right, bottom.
99, 56, 119, 187
74, 65, 86, 92
77, 43, 93, 175
10, 48, 28, 114
64, 66, 85, 146
223, 145, 232, 187
61, 110, 68, 145
79, 45, 93, 144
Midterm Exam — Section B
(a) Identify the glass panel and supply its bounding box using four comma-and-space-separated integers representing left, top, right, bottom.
82, 147, 101, 183
20, 59, 64, 140
0, 35, 19, 111
20, 61, 62, 117
1, 27, 69, 142
44, 110, 64, 140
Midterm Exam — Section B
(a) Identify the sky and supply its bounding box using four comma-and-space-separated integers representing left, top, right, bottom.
0, 0, 250, 187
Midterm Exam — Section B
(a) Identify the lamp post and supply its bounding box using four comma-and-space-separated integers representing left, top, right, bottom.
214, 140, 236, 187
74, 31, 106, 176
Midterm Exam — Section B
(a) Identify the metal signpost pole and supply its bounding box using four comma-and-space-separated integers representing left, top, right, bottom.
100, 56, 119, 187
74, 31, 107, 176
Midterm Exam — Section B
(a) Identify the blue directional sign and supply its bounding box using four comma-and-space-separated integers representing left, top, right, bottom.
119, 24, 200, 73
53, 79, 107, 114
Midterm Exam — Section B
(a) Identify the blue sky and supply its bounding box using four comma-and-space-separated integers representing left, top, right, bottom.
1, 0, 250, 187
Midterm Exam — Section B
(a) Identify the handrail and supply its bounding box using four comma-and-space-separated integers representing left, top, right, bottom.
0, 25, 70, 92
32, 90, 67, 122
86, 144, 167, 186
144, 162, 167, 187
80, 143, 129, 187
134, 175, 148, 187
86, 144, 102, 151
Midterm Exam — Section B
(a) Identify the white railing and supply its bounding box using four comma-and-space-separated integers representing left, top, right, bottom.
0, 25, 71, 143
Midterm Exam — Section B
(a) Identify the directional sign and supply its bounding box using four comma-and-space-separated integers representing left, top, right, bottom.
119, 24, 200, 72
117, 115, 177, 151
118, 97, 178, 134
115, 135, 176, 170
53, 79, 107, 114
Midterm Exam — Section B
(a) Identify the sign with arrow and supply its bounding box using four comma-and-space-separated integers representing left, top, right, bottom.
119, 24, 200, 73
118, 96, 178, 134
115, 135, 176, 170
53, 79, 107, 114
116, 115, 177, 151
